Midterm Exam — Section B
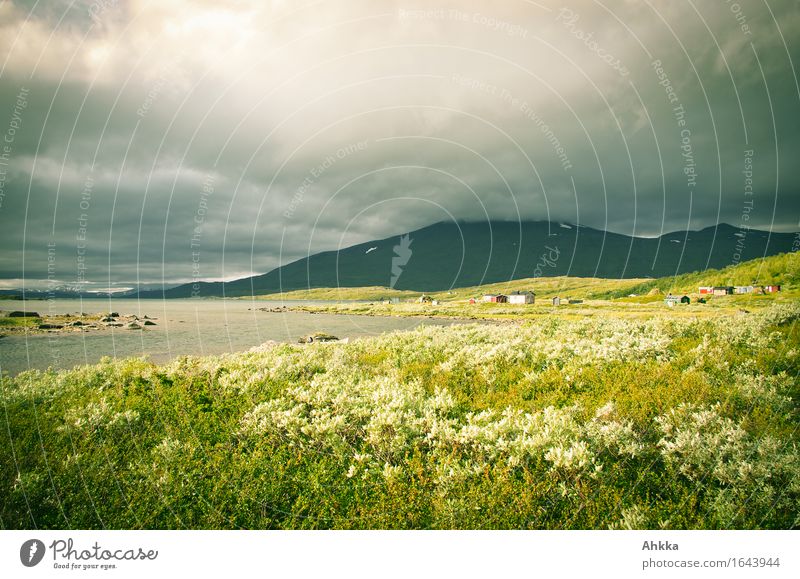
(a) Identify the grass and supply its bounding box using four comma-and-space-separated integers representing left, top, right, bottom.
282, 292, 796, 322
247, 251, 800, 304
0, 316, 41, 329
2, 302, 799, 529
247, 286, 422, 302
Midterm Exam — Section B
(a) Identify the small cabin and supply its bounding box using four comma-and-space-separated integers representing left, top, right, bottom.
764, 285, 781, 293
734, 286, 754, 294
508, 290, 535, 305
483, 294, 508, 303
698, 286, 713, 295
665, 294, 690, 306
712, 286, 734, 296
552, 296, 561, 306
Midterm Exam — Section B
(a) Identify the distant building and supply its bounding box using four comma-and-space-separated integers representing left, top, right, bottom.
699, 286, 713, 295
712, 286, 734, 296
665, 294, 690, 306
552, 296, 561, 306
764, 285, 781, 293
508, 290, 535, 304
468, 298, 476, 304
483, 294, 508, 303
734, 286, 754, 294
418, 295, 433, 303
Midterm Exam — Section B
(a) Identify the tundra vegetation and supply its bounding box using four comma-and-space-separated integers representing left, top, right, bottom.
251, 251, 799, 304
2, 302, 799, 529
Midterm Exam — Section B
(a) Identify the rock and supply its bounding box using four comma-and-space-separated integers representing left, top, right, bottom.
109, 312, 120, 317
38, 323, 64, 329
143, 320, 156, 326
8, 311, 40, 318
70, 320, 84, 326
127, 322, 143, 330
298, 332, 339, 343
106, 322, 124, 327
100, 316, 115, 322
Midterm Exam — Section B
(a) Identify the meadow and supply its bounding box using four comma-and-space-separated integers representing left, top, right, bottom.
250, 251, 799, 304
2, 302, 798, 529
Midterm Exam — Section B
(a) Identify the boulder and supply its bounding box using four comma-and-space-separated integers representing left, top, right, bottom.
143, 320, 157, 326
8, 311, 40, 318
127, 322, 143, 330
38, 323, 64, 330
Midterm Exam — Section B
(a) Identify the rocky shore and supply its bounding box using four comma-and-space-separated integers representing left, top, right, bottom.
0, 310, 158, 336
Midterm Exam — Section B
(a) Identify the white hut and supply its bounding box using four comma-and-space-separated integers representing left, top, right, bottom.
508, 290, 535, 305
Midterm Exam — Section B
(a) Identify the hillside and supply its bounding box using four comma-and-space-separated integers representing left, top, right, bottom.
590, 251, 800, 299
139, 221, 798, 298
254, 252, 798, 303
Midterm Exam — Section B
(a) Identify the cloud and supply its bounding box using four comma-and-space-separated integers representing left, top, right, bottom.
0, 0, 798, 287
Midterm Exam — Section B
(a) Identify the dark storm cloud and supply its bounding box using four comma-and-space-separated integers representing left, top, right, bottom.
0, 0, 798, 288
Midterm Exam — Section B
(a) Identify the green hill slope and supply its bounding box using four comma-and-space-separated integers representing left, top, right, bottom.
591, 251, 799, 299
255, 252, 799, 302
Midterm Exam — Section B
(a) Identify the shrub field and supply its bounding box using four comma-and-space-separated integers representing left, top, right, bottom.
2, 304, 799, 529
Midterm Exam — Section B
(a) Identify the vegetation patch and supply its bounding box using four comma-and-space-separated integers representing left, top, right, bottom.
2, 304, 798, 529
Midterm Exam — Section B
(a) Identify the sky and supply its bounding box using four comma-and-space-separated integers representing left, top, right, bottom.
0, 0, 798, 291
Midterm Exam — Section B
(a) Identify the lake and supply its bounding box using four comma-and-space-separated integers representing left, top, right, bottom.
0, 298, 460, 376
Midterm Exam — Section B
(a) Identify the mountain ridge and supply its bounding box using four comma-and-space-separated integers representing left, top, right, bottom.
135, 220, 797, 298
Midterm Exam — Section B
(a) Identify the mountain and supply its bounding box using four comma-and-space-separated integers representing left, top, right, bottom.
138, 221, 798, 298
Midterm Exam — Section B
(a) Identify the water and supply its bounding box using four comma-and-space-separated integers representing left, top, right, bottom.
0, 298, 459, 376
